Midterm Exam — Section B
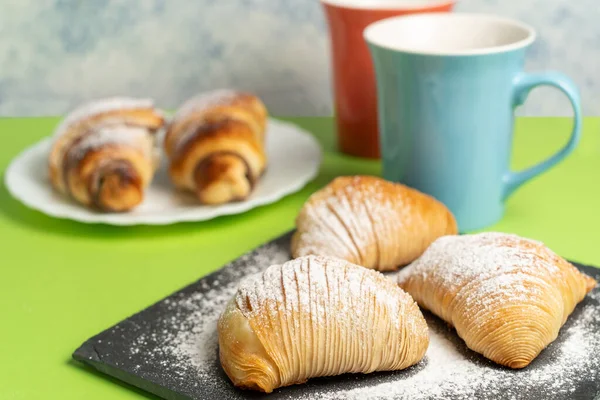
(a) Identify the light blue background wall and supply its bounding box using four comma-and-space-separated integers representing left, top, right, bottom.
0, 0, 597, 116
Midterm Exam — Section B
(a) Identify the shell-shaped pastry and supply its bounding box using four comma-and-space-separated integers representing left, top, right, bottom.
218, 255, 429, 393
398, 232, 597, 369
48, 97, 165, 212
292, 176, 458, 271
164, 90, 268, 204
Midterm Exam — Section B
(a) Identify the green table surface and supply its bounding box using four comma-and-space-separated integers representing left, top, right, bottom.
1, 116, 599, 399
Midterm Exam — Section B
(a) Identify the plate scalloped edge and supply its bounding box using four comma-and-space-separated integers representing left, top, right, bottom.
4, 118, 323, 226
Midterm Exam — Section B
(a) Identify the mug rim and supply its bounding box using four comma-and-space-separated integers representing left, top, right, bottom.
364, 13, 536, 56
320, 0, 457, 11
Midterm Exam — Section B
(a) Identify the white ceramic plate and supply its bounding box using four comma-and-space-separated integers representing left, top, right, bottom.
5, 119, 322, 225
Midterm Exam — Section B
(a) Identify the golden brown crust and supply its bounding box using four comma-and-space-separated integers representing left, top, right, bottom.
165, 91, 268, 204
292, 175, 458, 271
164, 92, 267, 157
49, 108, 164, 194
193, 153, 253, 204
218, 256, 429, 393
397, 233, 597, 369
47, 99, 164, 212
67, 146, 148, 211
218, 300, 280, 392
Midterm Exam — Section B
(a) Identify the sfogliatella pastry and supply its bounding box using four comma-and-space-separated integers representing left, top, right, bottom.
218, 255, 429, 393
398, 232, 597, 369
164, 90, 268, 205
292, 176, 457, 271
48, 97, 165, 212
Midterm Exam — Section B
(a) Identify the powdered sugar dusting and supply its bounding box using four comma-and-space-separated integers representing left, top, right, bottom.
397, 232, 564, 302
294, 176, 399, 269
172, 89, 241, 123
236, 256, 412, 336
69, 125, 153, 161
52, 97, 155, 139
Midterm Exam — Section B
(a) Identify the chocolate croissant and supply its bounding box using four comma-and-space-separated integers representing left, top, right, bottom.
48, 97, 165, 212
164, 90, 268, 205
398, 232, 597, 369
218, 255, 429, 393
292, 176, 457, 271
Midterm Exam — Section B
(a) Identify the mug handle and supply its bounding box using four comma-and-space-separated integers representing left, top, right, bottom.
503, 72, 582, 199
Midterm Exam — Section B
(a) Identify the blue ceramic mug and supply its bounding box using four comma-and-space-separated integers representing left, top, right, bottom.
364, 13, 582, 231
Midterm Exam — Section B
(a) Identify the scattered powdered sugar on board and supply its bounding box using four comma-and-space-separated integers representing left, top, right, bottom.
128, 241, 291, 385
77, 232, 600, 400
152, 261, 599, 398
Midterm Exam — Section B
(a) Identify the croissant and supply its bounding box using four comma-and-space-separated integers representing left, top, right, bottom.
292, 176, 457, 271
48, 97, 165, 212
164, 90, 268, 204
218, 255, 429, 393
398, 232, 597, 369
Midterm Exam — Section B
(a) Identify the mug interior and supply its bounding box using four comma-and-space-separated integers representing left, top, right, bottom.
364, 13, 535, 55
321, 0, 455, 10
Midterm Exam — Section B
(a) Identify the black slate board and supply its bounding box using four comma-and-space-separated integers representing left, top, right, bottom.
73, 231, 600, 400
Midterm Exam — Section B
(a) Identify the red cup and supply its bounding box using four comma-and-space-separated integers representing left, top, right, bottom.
321, 0, 456, 158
